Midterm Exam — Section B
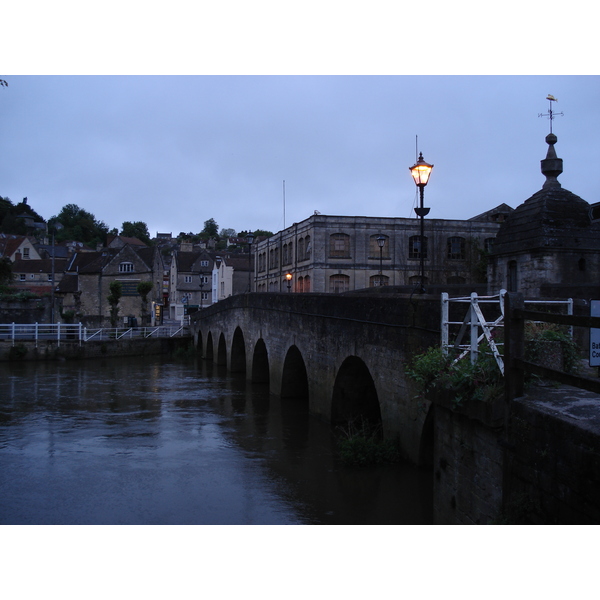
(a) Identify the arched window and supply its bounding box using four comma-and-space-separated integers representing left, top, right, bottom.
297, 276, 304, 293
329, 233, 350, 258
304, 235, 311, 260
409, 236, 428, 259
369, 274, 389, 287
447, 236, 466, 260
303, 275, 310, 292
298, 237, 305, 261
119, 262, 134, 273
329, 274, 350, 293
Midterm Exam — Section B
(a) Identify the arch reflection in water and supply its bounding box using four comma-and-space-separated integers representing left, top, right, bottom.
0, 356, 432, 525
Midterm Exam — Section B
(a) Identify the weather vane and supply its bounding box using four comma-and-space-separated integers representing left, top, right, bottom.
539, 94, 563, 134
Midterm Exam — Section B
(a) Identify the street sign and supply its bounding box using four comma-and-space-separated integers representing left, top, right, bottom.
590, 300, 600, 366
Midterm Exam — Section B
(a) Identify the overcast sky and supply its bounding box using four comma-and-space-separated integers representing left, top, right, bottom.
2, 75, 598, 239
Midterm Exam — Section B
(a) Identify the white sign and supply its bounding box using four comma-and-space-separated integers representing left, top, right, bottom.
590, 300, 600, 366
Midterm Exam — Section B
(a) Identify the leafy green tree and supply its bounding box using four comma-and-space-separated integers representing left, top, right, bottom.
219, 228, 236, 239
200, 218, 219, 239
107, 281, 122, 328
121, 221, 152, 246
0, 196, 45, 235
137, 281, 154, 324
50, 204, 109, 248
0, 257, 13, 292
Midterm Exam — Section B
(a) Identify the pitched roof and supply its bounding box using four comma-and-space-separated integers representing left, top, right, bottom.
12, 258, 68, 273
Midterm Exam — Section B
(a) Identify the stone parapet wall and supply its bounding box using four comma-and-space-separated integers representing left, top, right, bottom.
0, 336, 191, 362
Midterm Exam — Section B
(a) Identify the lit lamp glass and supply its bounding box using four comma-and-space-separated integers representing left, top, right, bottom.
409, 152, 433, 187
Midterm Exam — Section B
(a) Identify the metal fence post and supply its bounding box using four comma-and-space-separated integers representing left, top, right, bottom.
470, 292, 478, 364
441, 293, 449, 354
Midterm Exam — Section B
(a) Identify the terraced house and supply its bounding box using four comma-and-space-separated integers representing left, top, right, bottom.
56, 243, 164, 327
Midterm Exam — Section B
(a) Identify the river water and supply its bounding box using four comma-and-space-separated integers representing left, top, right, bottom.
0, 354, 432, 525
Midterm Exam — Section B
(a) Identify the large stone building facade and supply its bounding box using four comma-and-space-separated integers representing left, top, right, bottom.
253, 208, 512, 294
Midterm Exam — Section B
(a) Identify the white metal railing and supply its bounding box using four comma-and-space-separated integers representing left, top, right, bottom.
0, 323, 190, 346
441, 291, 573, 375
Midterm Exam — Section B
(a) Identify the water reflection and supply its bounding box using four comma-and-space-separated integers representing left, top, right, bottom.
0, 356, 432, 524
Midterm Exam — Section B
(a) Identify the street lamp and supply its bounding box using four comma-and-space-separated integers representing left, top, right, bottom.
285, 272, 292, 292
376, 235, 386, 286
409, 152, 433, 293
246, 231, 255, 292
49, 220, 63, 323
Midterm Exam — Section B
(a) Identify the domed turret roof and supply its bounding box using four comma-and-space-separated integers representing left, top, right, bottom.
491, 134, 600, 256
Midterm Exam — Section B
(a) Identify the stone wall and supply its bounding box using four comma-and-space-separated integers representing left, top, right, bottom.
432, 393, 506, 524
504, 394, 600, 524
0, 336, 191, 362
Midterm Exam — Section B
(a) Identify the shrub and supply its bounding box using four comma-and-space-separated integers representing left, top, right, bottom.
335, 418, 401, 467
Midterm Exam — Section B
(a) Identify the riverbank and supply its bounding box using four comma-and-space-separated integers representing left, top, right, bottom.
0, 336, 193, 361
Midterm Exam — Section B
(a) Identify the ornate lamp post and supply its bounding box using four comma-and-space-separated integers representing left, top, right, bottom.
376, 235, 386, 286
49, 220, 63, 324
409, 152, 433, 293
246, 231, 255, 292
285, 272, 292, 292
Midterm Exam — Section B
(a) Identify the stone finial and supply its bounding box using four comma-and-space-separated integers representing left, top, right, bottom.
541, 133, 563, 189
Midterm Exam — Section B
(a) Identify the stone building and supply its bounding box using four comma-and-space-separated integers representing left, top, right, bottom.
253, 208, 511, 294
487, 133, 600, 299
168, 245, 214, 321
56, 244, 164, 326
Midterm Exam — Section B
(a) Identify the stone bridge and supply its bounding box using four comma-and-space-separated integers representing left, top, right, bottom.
190, 291, 440, 464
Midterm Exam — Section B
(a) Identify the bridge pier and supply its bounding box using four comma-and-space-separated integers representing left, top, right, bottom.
192, 293, 440, 464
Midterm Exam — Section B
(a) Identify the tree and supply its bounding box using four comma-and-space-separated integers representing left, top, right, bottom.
0, 196, 45, 235
137, 281, 154, 325
200, 218, 219, 239
0, 257, 13, 291
121, 221, 152, 246
50, 204, 109, 248
107, 281, 122, 328
219, 227, 236, 239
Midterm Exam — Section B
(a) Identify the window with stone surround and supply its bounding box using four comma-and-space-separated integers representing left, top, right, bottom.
329, 233, 350, 258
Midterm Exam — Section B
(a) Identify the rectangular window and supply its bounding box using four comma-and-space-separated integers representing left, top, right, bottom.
185, 276, 192, 283
23, 248, 30, 258
200, 260, 209, 267
19, 274, 26, 281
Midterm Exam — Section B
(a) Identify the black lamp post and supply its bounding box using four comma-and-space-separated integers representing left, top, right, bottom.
376, 235, 386, 286
49, 220, 63, 324
246, 231, 255, 292
409, 152, 433, 293
285, 272, 292, 292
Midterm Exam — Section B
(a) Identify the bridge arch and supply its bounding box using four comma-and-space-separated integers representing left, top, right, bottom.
216, 332, 227, 366
196, 329, 204, 358
205, 331, 214, 361
331, 356, 381, 427
252, 338, 270, 384
231, 326, 246, 373
281, 345, 309, 401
